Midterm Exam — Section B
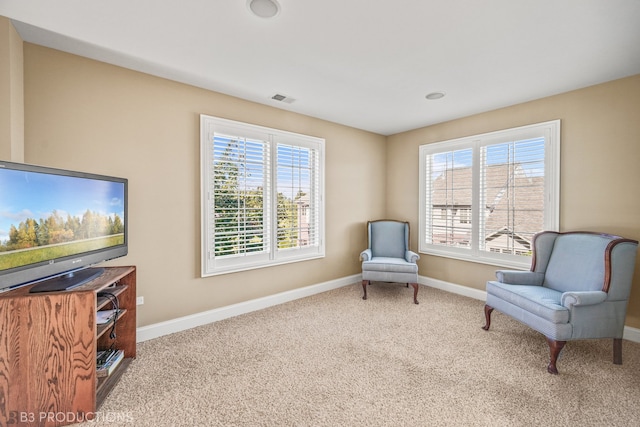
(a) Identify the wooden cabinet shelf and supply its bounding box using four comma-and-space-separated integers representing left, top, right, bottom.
0, 266, 136, 427
97, 284, 129, 310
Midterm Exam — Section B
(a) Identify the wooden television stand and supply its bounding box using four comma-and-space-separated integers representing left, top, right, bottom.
0, 266, 136, 427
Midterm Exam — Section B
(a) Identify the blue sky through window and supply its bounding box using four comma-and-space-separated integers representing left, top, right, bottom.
277, 144, 312, 199
432, 137, 545, 178
212, 136, 314, 200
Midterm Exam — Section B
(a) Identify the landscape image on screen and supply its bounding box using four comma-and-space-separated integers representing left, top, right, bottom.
0, 169, 125, 272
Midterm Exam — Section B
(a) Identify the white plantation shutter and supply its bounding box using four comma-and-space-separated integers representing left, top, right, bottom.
211, 133, 270, 257
419, 120, 559, 268
479, 137, 546, 256
425, 147, 473, 249
201, 115, 325, 276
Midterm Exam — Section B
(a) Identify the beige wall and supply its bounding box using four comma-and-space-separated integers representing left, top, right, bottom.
0, 17, 23, 161
22, 43, 387, 326
387, 74, 640, 328
10, 27, 640, 330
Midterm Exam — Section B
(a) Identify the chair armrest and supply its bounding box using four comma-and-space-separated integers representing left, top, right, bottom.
360, 249, 372, 261
561, 291, 607, 309
405, 250, 420, 263
495, 270, 544, 286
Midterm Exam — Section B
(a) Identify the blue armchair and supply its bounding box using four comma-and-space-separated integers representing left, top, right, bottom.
482, 231, 638, 374
360, 220, 420, 304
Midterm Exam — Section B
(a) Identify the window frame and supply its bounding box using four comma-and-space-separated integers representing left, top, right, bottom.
418, 120, 560, 269
200, 115, 325, 276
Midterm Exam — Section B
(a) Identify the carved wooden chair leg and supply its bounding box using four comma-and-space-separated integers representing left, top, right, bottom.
613, 338, 623, 365
546, 338, 566, 374
362, 280, 369, 300
409, 283, 419, 304
482, 305, 494, 331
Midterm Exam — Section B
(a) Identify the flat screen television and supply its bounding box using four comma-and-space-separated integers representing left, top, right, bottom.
0, 160, 127, 293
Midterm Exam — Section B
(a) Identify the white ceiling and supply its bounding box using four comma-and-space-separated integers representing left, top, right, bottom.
2, 0, 640, 136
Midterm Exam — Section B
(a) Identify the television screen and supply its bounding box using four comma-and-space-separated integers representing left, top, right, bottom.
0, 160, 127, 292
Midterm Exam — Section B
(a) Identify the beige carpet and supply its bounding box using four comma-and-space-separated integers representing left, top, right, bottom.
84, 283, 640, 426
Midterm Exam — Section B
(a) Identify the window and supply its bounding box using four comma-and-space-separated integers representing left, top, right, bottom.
201, 115, 325, 276
419, 120, 560, 268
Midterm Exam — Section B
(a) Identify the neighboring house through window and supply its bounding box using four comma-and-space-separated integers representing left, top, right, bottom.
419, 120, 560, 268
200, 115, 325, 276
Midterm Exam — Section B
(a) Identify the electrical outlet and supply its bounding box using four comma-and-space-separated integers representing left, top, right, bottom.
136, 296, 144, 305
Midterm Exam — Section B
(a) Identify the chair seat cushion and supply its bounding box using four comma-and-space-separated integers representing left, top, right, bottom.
486, 281, 569, 324
362, 257, 418, 274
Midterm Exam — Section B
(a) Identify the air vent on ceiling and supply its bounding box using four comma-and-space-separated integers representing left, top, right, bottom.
271, 93, 296, 104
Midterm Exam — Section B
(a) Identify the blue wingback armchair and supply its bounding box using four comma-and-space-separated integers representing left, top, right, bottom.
360, 220, 420, 304
482, 231, 638, 374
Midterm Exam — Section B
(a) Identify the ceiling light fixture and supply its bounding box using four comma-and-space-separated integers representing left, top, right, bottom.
247, 0, 281, 19
425, 92, 446, 100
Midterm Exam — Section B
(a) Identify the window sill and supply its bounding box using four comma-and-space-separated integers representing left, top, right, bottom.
202, 253, 325, 277
418, 247, 531, 270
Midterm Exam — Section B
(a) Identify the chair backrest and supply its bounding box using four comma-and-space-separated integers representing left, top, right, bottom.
368, 220, 408, 259
533, 231, 638, 295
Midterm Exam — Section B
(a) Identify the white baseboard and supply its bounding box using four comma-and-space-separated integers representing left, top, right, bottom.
623, 325, 640, 343
137, 273, 640, 344
136, 274, 360, 342
419, 275, 487, 301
